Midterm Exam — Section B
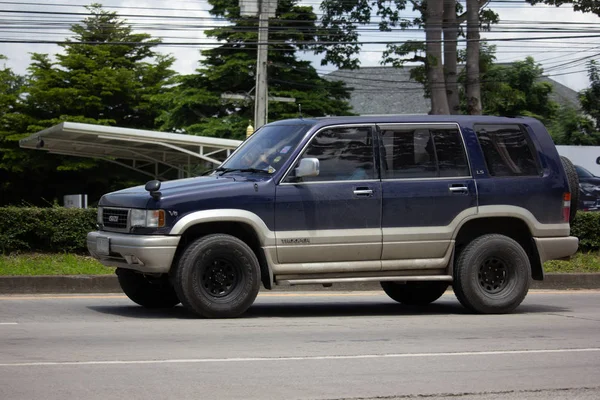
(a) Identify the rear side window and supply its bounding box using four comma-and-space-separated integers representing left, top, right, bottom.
475, 124, 541, 177
380, 125, 469, 179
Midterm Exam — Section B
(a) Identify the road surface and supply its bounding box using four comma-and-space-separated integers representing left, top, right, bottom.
1, 290, 599, 400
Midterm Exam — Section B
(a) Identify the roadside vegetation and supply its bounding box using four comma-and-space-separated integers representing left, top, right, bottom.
0, 253, 111, 276
1, 251, 600, 276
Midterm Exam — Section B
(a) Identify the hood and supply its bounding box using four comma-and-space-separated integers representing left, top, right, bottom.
99, 174, 272, 209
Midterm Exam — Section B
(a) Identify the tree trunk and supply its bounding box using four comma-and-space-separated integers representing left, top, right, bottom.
466, 0, 482, 115
443, 0, 460, 114
425, 0, 450, 115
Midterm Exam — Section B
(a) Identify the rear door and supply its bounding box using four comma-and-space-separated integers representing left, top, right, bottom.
378, 123, 478, 267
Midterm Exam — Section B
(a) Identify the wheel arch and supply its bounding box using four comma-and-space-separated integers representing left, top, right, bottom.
453, 216, 543, 281
169, 210, 275, 289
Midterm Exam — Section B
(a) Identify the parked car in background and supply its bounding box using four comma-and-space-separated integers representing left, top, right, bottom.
575, 165, 600, 211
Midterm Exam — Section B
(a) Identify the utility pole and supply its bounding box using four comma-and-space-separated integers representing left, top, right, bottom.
254, 0, 272, 129
239, 0, 290, 131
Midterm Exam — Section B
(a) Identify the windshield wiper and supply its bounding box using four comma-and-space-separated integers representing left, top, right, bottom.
216, 167, 270, 176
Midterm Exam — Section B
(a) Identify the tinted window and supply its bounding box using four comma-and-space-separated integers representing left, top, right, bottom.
380, 125, 469, 179
475, 124, 541, 177
289, 126, 375, 182
220, 123, 310, 173
575, 165, 595, 178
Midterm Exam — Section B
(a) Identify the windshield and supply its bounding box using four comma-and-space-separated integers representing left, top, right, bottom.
220, 123, 311, 173
575, 165, 595, 178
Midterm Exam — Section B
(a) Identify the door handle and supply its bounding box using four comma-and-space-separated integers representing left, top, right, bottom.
353, 188, 373, 196
449, 185, 468, 194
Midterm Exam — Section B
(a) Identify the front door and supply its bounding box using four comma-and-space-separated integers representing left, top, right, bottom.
275, 125, 382, 267
378, 123, 478, 267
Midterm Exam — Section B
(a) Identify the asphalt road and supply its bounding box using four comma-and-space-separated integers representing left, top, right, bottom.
0, 290, 599, 400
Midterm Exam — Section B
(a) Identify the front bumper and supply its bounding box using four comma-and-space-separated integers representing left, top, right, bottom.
534, 236, 579, 263
87, 231, 180, 274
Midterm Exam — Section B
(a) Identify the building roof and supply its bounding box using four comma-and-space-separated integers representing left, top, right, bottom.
324, 66, 581, 115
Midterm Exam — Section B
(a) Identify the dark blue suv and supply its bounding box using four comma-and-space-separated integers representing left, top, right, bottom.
87, 115, 579, 318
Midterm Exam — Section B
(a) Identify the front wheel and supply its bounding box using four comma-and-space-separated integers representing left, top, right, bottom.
453, 234, 531, 314
116, 268, 180, 309
174, 234, 261, 318
380, 281, 448, 305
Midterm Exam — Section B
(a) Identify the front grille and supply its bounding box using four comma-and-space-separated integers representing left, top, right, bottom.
102, 208, 129, 229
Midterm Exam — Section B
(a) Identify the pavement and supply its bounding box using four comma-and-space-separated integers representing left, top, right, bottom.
1, 291, 599, 400
1, 273, 600, 294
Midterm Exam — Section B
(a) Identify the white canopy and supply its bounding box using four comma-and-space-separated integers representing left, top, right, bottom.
19, 122, 243, 180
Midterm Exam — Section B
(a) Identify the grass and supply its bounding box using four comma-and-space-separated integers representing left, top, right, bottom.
1, 251, 600, 276
544, 251, 600, 273
0, 253, 113, 276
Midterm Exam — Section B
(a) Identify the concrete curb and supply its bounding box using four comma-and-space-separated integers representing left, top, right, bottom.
1, 273, 600, 294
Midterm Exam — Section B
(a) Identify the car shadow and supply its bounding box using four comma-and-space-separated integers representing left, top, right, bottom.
87, 298, 570, 319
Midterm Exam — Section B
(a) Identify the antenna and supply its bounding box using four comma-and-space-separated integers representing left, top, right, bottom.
298, 103, 302, 119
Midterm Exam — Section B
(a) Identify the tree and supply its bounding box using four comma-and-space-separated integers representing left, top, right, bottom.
466, 0, 482, 115
426, 1, 450, 114
23, 3, 175, 131
317, 1, 498, 115
580, 60, 600, 129
527, 1, 600, 16
443, 0, 460, 114
0, 4, 177, 205
548, 105, 600, 145
479, 57, 558, 122
155, 0, 353, 139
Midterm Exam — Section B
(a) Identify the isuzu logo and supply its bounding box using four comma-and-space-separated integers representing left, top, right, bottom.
108, 215, 119, 223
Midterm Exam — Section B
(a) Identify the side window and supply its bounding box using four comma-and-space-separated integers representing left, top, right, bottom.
289, 126, 375, 182
475, 124, 541, 177
380, 125, 469, 179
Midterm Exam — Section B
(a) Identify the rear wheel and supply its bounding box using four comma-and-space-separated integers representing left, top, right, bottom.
453, 234, 530, 314
560, 155, 579, 222
380, 281, 449, 305
116, 268, 180, 308
174, 234, 261, 318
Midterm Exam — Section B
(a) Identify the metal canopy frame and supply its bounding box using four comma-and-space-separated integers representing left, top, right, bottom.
19, 122, 243, 180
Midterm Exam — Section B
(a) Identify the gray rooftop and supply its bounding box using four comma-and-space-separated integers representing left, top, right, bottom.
324, 66, 580, 115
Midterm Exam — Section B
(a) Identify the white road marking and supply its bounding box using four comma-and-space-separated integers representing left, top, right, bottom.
0, 348, 598, 367
0, 322, 18, 325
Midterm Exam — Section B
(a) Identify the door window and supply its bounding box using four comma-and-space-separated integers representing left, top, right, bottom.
380, 125, 469, 179
286, 126, 376, 182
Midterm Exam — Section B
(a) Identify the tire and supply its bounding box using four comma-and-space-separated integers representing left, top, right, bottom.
380, 281, 448, 306
174, 234, 261, 318
560, 155, 579, 222
116, 268, 180, 309
453, 234, 531, 314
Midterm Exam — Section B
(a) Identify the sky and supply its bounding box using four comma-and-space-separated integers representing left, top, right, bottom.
0, 0, 597, 93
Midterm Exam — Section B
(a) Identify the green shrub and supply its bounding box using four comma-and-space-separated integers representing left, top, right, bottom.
0, 207, 599, 255
571, 211, 600, 251
0, 207, 97, 254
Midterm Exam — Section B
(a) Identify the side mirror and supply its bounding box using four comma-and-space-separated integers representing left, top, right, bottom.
295, 158, 320, 178
145, 180, 162, 200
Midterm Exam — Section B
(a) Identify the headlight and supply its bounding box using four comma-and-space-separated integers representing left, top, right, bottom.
130, 209, 165, 228
580, 183, 600, 193
97, 207, 103, 224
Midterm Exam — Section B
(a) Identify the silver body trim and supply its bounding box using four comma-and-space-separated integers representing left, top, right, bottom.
278, 275, 453, 286
169, 209, 276, 246
534, 236, 579, 263
87, 231, 180, 274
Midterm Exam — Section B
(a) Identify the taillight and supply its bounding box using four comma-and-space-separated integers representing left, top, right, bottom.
563, 192, 571, 222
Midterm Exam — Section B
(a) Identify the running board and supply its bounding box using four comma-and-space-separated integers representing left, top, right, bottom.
277, 275, 453, 286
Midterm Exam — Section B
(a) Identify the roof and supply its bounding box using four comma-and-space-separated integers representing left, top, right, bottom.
324, 66, 581, 115
324, 66, 430, 115
19, 122, 243, 179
